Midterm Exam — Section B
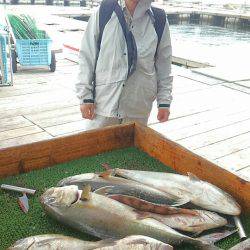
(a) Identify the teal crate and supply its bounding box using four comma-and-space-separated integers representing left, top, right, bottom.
16, 39, 52, 66
0, 34, 8, 84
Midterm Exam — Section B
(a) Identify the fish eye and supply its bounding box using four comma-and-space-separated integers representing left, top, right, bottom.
48, 197, 56, 203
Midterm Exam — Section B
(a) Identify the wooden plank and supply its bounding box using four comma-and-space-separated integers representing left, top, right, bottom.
0, 123, 134, 178
37, 113, 82, 128
150, 107, 250, 135
172, 56, 212, 68
172, 76, 210, 95
235, 80, 250, 89
134, 123, 250, 212
149, 91, 250, 124
55, 59, 77, 67
0, 102, 78, 119
223, 82, 250, 94
194, 132, 250, 160
55, 64, 78, 73
25, 106, 81, 127
25, 106, 79, 121
12, 71, 74, 86
177, 119, 250, 150
12, 77, 46, 85
0, 132, 53, 150
237, 166, 250, 182
0, 89, 76, 109
0, 126, 44, 141
162, 110, 250, 141
0, 84, 62, 98
192, 67, 250, 82
172, 84, 250, 102
0, 116, 33, 132
44, 120, 89, 136
178, 71, 225, 85
13, 71, 58, 81
168, 85, 250, 121
214, 147, 250, 171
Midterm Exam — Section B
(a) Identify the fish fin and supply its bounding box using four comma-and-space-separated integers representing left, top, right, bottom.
134, 210, 168, 226
94, 186, 114, 195
171, 197, 191, 207
188, 172, 201, 182
95, 238, 118, 248
197, 229, 238, 244
80, 185, 92, 201
134, 210, 152, 220
191, 230, 204, 237
98, 170, 114, 178
224, 223, 235, 229
101, 163, 113, 170
175, 208, 199, 216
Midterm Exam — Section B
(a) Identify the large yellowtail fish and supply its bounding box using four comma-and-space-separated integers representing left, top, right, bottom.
57, 172, 189, 207
40, 185, 234, 249
104, 194, 227, 233
113, 169, 241, 215
8, 234, 173, 250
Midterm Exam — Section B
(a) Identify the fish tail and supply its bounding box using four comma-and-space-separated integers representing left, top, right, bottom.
98, 170, 114, 178
134, 210, 152, 220
197, 229, 238, 244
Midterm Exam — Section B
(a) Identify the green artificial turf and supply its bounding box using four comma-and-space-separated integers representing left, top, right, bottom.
0, 147, 249, 249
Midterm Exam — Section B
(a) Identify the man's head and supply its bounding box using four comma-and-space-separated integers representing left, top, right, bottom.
125, 0, 140, 7
128, 0, 140, 3
125, 0, 152, 17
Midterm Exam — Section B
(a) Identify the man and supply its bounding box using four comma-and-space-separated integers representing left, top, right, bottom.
76, 0, 173, 129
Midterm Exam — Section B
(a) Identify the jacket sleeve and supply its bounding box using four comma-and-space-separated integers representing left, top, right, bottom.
155, 17, 173, 108
75, 8, 100, 104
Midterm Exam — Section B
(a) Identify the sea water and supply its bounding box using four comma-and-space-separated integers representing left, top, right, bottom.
170, 24, 250, 70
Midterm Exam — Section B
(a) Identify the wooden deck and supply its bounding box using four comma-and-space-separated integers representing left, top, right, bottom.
0, 57, 249, 181
0, 6, 249, 182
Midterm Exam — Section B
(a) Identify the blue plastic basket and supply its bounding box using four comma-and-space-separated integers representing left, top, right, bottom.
16, 39, 52, 66
0, 34, 8, 84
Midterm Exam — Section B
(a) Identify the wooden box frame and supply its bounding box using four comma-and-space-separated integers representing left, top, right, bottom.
0, 123, 249, 212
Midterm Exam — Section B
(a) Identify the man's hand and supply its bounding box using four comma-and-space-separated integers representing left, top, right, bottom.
157, 108, 170, 123
80, 104, 95, 120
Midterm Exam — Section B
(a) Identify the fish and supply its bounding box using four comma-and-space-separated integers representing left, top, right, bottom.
57, 172, 189, 207
8, 234, 173, 250
7, 234, 95, 250
40, 185, 233, 248
102, 194, 227, 233
112, 169, 241, 215
135, 209, 227, 234
97, 235, 173, 250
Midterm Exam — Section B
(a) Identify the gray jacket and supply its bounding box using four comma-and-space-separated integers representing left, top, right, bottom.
76, 0, 173, 118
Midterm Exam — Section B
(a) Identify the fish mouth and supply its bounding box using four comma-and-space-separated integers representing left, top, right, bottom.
220, 200, 241, 216
40, 187, 55, 205
232, 203, 241, 216
40, 185, 79, 207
